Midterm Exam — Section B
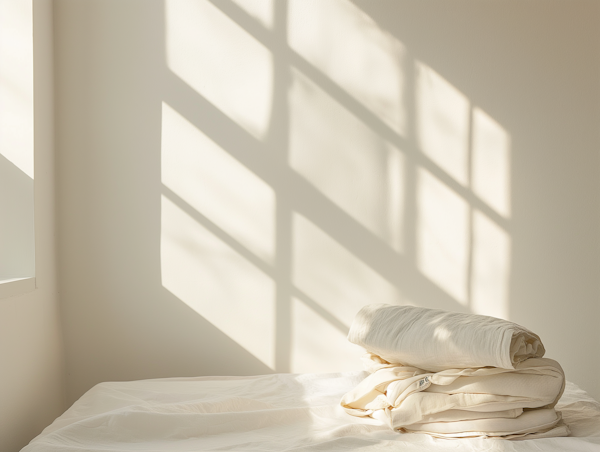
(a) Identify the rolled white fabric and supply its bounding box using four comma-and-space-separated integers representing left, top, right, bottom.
347, 304, 545, 371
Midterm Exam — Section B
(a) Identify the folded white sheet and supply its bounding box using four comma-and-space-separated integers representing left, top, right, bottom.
400, 412, 571, 440
341, 356, 568, 439
399, 408, 565, 436
347, 304, 545, 371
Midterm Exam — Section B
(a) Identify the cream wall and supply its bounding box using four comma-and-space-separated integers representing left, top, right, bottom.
54, 0, 600, 404
0, 1, 66, 451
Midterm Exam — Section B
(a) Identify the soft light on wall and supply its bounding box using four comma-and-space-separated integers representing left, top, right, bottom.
165, 0, 273, 139
159, 0, 514, 373
161, 102, 276, 368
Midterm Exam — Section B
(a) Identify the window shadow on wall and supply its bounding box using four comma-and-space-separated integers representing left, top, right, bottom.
57, 0, 600, 402
159, 0, 512, 374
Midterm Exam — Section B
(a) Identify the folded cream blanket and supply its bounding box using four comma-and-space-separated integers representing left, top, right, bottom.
341, 355, 569, 439
399, 409, 570, 440
347, 304, 545, 371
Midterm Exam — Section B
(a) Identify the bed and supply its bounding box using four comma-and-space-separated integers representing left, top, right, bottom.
21, 371, 600, 451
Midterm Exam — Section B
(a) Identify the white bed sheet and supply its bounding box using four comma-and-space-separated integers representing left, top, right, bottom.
21, 371, 600, 451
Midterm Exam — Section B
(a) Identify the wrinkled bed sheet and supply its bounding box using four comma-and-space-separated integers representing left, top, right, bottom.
22, 372, 600, 452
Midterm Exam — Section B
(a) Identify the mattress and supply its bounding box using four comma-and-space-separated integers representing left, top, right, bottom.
21, 371, 600, 451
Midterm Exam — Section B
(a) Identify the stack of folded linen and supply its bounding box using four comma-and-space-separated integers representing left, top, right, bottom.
340, 304, 570, 439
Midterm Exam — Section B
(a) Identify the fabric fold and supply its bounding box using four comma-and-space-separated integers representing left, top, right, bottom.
341, 357, 566, 430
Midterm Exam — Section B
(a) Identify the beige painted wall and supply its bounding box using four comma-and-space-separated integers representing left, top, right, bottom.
54, 0, 600, 404
0, 1, 66, 451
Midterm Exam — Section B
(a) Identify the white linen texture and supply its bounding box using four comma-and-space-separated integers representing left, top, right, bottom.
342, 304, 569, 439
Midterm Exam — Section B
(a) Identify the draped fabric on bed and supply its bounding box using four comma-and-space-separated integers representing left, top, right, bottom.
341, 304, 570, 439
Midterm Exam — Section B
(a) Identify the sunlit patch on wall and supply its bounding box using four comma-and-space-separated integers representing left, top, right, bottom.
289, 70, 405, 252
416, 62, 469, 185
290, 297, 364, 373
417, 168, 469, 304
471, 210, 510, 319
161, 195, 275, 369
230, 0, 274, 29
165, 0, 273, 139
161, 102, 275, 264
288, 0, 406, 136
472, 107, 511, 218
292, 213, 401, 328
